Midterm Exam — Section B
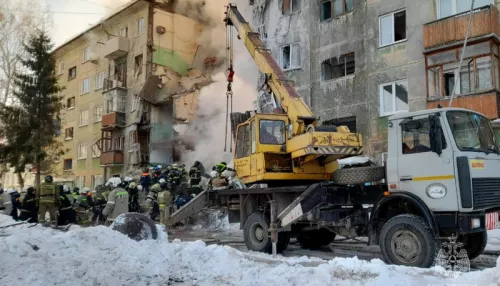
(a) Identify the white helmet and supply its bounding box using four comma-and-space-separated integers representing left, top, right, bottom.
137, 185, 144, 191
6, 188, 15, 194
124, 176, 133, 182
80, 187, 90, 195
63, 185, 71, 193
210, 170, 218, 178
157, 165, 163, 169
106, 177, 122, 188
159, 178, 166, 184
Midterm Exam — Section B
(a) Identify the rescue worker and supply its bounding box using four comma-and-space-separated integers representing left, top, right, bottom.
37, 175, 60, 226
19, 186, 37, 223
139, 168, 151, 192
157, 178, 172, 224
72, 187, 80, 202
7, 188, 21, 221
137, 184, 149, 213
102, 178, 129, 225
188, 161, 204, 195
91, 185, 107, 225
58, 185, 76, 225
146, 182, 161, 221
127, 181, 140, 213
75, 187, 92, 225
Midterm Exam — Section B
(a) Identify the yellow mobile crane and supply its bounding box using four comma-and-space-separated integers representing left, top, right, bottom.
224, 4, 363, 186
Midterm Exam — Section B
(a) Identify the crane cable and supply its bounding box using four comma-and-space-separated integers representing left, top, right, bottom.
448, 0, 475, 107
224, 21, 235, 152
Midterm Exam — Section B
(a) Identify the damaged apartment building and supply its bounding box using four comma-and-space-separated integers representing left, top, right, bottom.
250, 0, 500, 162
51, 0, 213, 188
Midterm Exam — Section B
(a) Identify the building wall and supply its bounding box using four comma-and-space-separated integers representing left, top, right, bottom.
52, 1, 149, 187
252, 0, 435, 162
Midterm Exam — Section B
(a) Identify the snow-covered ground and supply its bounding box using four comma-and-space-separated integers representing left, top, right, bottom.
0, 215, 499, 286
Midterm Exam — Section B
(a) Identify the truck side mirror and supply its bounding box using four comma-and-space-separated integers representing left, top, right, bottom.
429, 114, 443, 155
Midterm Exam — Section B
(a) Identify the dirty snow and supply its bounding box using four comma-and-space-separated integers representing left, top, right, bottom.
487, 229, 500, 252
1, 215, 499, 286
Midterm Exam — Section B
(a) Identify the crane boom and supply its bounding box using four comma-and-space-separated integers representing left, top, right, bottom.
225, 4, 316, 136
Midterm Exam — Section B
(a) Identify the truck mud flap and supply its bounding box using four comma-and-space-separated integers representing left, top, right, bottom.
277, 183, 323, 227
165, 190, 210, 227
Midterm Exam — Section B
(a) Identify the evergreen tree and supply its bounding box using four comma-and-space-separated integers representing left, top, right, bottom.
0, 30, 63, 189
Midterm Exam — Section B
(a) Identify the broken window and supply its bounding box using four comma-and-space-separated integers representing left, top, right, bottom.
235, 124, 250, 158
135, 54, 143, 76
379, 10, 406, 47
63, 159, 72, 171
321, 53, 355, 81
282, 0, 301, 15
321, 0, 358, 21
65, 127, 74, 140
321, 1, 332, 21
259, 120, 285, 145
68, 66, 77, 80
379, 80, 408, 116
280, 43, 300, 70
66, 97, 75, 109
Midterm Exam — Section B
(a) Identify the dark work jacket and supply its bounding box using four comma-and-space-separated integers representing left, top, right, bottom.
19, 193, 37, 222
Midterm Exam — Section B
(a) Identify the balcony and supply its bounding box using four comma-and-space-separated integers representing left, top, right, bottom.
100, 151, 124, 165
103, 75, 127, 93
423, 5, 500, 49
101, 112, 125, 130
102, 37, 129, 60
427, 91, 500, 119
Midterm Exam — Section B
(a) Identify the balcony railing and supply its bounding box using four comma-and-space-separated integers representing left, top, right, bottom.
103, 75, 126, 92
424, 5, 500, 49
101, 112, 125, 130
102, 36, 129, 60
427, 91, 499, 119
100, 151, 124, 165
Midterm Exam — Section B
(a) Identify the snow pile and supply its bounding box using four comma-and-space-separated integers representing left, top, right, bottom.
1, 215, 500, 286
486, 229, 500, 252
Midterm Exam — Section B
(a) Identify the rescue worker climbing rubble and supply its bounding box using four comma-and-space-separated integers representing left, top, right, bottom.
37, 175, 60, 226
103, 177, 129, 225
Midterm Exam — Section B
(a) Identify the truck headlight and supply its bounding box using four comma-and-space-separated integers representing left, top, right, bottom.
471, 218, 481, 229
426, 183, 447, 199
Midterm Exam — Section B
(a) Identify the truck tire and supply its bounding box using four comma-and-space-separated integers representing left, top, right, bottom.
332, 166, 385, 185
297, 229, 336, 250
380, 214, 438, 268
463, 231, 487, 260
243, 212, 290, 254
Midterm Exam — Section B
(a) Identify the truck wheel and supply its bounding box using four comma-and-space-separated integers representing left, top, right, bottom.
380, 214, 438, 268
463, 231, 487, 260
332, 166, 385, 185
297, 229, 336, 250
243, 212, 290, 254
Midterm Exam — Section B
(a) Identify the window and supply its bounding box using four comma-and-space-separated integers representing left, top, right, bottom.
321, 53, 355, 81
131, 94, 140, 112
120, 26, 128, 37
379, 10, 406, 47
401, 118, 443, 154
129, 130, 138, 151
95, 72, 105, 90
64, 127, 74, 140
91, 175, 104, 190
137, 18, 145, 35
75, 176, 85, 188
81, 77, 90, 94
78, 143, 88, 160
282, 0, 301, 15
94, 105, 103, 122
59, 61, 64, 75
425, 41, 497, 98
82, 47, 89, 62
447, 111, 499, 153
66, 97, 75, 109
79, 110, 89, 127
321, 0, 357, 20
235, 124, 250, 158
68, 67, 77, 80
379, 80, 408, 116
280, 43, 300, 70
63, 159, 73, 171
321, 1, 332, 21
251, 121, 256, 154
438, 0, 492, 19
259, 120, 286, 144
256, 24, 266, 41
135, 54, 143, 76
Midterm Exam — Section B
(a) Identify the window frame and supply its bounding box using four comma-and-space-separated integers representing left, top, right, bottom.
235, 123, 251, 159
79, 109, 89, 127
59, 61, 64, 75
378, 9, 407, 48
436, 0, 494, 19
95, 71, 105, 90
94, 105, 103, 123
81, 77, 90, 95
259, 119, 286, 145
321, 52, 355, 81
66, 97, 75, 110
68, 66, 77, 81
282, 0, 301, 15
134, 54, 143, 76
82, 46, 89, 63
78, 143, 88, 160
379, 79, 409, 117
137, 18, 145, 36
63, 159, 73, 171
280, 42, 301, 71
401, 117, 447, 155
120, 26, 128, 38
64, 127, 74, 140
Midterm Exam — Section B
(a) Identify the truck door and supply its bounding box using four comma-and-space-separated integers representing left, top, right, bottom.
234, 123, 251, 178
397, 115, 458, 211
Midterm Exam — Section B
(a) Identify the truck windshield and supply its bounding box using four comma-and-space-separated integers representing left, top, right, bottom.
446, 111, 500, 154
